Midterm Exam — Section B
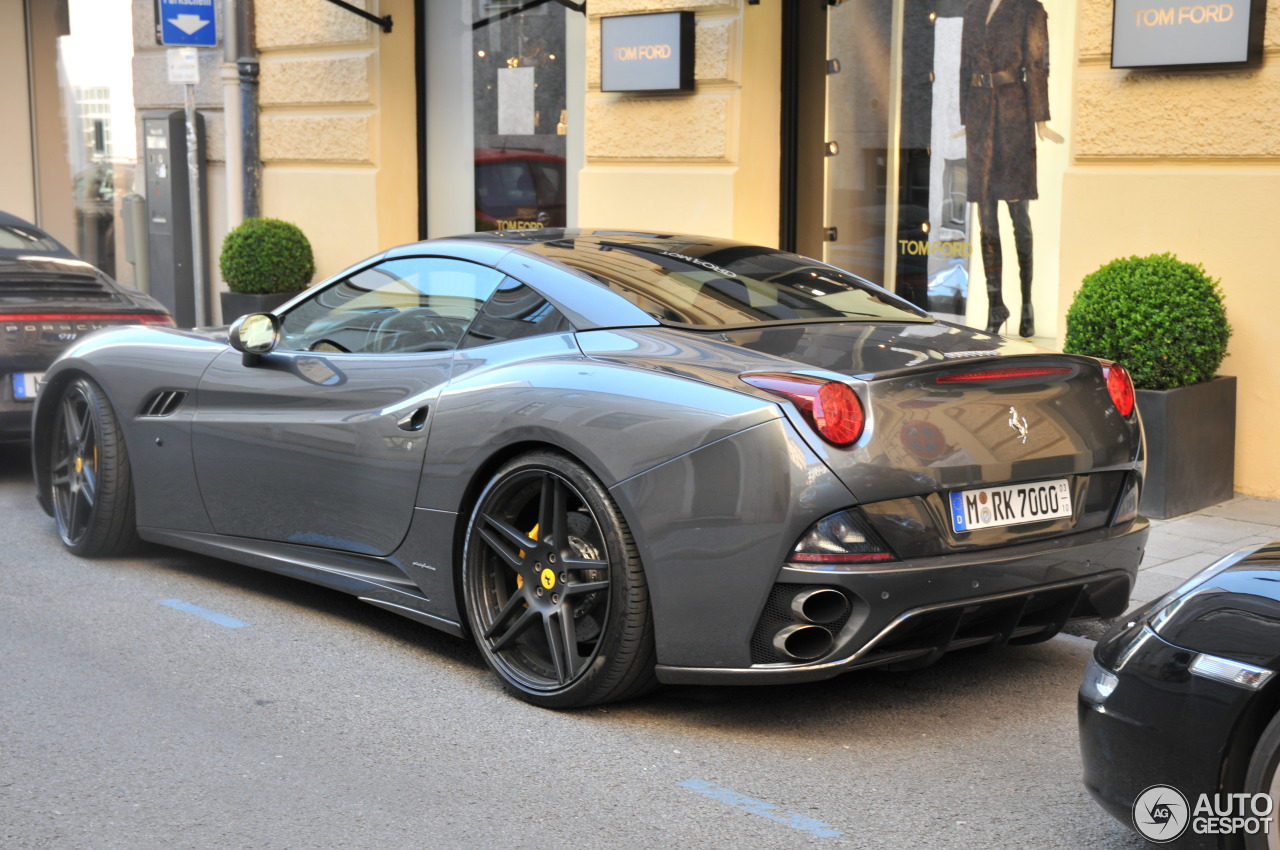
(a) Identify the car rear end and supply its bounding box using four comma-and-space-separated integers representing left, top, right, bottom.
634, 343, 1146, 681
477, 230, 1149, 680
732, 348, 1145, 675
583, 324, 1148, 684
1, 257, 173, 441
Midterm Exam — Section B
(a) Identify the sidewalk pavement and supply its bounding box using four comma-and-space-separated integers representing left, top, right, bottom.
1128, 494, 1280, 612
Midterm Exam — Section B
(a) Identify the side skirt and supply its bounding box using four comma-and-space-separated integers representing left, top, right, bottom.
137, 525, 466, 638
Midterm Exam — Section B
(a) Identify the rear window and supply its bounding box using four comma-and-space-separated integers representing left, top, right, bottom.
0, 224, 66, 254
526, 237, 931, 327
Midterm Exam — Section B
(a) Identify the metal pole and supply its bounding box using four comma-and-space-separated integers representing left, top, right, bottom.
184, 83, 207, 327
237, 0, 261, 219
222, 0, 244, 237
238, 58, 260, 218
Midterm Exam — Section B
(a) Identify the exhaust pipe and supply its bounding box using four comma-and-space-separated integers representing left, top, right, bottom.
773, 624, 834, 661
791, 587, 850, 624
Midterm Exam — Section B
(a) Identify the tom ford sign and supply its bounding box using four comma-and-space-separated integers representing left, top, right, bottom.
1112, 0, 1265, 68
600, 12, 694, 92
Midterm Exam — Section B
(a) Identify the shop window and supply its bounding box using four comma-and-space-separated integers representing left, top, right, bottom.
56, 2, 137, 284
472, 1, 569, 231
426, 2, 582, 238
820, 0, 1064, 330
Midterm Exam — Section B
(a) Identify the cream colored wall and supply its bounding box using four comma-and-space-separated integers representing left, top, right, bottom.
0, 0, 36, 221
26, 1, 75, 245
579, 1, 780, 244
255, 0, 417, 282
1061, 0, 1280, 497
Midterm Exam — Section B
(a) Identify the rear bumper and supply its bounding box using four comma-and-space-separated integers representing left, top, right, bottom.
655, 518, 1147, 685
2, 361, 48, 441
0, 403, 34, 441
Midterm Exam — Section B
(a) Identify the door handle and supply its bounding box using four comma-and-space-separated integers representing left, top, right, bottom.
397, 406, 429, 432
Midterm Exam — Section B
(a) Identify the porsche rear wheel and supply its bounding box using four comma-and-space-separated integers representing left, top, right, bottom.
49, 376, 139, 557
462, 451, 656, 708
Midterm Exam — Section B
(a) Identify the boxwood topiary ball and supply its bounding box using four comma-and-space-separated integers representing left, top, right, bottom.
218, 217, 315, 295
1064, 253, 1230, 391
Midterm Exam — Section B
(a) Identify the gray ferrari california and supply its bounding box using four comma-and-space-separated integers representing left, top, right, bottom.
31, 230, 1148, 707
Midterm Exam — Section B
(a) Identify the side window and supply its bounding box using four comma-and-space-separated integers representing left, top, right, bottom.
460, 276, 573, 348
278, 257, 504, 354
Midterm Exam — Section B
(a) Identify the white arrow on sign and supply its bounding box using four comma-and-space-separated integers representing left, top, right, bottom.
169, 14, 211, 35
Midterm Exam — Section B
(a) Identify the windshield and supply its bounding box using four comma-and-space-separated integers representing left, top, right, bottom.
521, 235, 931, 327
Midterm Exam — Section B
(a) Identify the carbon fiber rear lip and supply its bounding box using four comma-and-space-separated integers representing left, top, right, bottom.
655, 568, 1133, 685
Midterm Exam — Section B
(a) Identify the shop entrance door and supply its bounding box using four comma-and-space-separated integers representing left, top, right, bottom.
818, 0, 972, 321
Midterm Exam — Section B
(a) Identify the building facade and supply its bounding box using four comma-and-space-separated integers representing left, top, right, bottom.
3, 0, 1278, 497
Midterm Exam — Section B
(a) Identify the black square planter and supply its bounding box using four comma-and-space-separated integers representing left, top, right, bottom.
219, 290, 300, 324
1136, 375, 1236, 519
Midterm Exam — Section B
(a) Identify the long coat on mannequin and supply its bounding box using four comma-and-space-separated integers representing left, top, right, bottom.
960, 0, 1050, 203
960, 0, 1052, 336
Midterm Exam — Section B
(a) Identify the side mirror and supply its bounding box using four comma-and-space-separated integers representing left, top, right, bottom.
228, 313, 281, 363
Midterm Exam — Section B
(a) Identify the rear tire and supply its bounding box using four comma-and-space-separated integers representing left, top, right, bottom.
48, 376, 139, 556
461, 451, 656, 708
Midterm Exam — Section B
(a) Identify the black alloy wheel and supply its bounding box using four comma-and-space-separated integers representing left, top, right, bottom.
1245, 710, 1280, 850
462, 451, 656, 708
49, 376, 138, 556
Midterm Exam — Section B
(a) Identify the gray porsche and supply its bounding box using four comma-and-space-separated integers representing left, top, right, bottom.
31, 229, 1148, 707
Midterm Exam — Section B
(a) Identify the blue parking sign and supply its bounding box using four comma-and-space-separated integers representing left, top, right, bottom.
158, 0, 217, 47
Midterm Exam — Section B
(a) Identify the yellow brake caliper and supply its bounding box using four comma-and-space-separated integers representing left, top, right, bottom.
516, 523, 540, 590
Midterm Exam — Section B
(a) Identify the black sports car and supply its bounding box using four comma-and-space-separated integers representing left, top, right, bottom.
33, 229, 1147, 707
1, 210, 173, 442
1080, 542, 1280, 848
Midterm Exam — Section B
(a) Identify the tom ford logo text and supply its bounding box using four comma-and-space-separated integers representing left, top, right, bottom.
612, 44, 673, 61
1132, 4, 1235, 26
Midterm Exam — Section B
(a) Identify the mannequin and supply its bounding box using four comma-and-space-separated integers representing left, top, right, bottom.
960, 0, 1063, 337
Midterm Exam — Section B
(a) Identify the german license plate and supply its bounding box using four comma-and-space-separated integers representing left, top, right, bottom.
12, 372, 44, 400
949, 479, 1071, 532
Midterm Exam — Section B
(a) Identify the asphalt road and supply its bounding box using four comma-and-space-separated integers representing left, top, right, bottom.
0, 442, 1146, 849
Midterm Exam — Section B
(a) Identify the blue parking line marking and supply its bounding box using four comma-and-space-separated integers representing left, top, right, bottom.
677, 779, 844, 838
159, 599, 249, 629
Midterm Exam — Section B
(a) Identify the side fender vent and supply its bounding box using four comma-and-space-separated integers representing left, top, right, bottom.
140, 390, 187, 418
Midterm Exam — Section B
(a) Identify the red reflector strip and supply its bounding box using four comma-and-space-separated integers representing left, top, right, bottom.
0, 312, 173, 326
937, 365, 1073, 383
790, 552, 896, 563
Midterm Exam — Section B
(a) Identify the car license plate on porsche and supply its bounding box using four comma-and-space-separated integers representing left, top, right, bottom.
949, 479, 1071, 532
12, 372, 44, 400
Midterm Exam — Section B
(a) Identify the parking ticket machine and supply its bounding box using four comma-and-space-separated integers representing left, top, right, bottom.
142, 110, 208, 327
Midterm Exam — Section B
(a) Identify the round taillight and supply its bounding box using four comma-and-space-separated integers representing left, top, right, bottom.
1105, 363, 1135, 417
815, 381, 864, 446
740, 373, 866, 448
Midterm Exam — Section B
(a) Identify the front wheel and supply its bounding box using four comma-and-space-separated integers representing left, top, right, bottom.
1245, 710, 1280, 850
461, 451, 656, 708
48, 376, 139, 556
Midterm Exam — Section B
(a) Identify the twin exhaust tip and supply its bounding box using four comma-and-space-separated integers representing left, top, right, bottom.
772, 588, 851, 661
